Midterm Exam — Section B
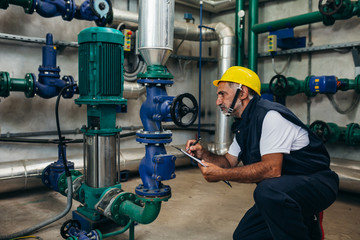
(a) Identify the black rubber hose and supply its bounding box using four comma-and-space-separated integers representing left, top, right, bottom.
56, 84, 77, 177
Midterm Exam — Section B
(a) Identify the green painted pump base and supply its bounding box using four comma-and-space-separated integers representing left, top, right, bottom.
75, 97, 127, 106
81, 127, 123, 136
137, 65, 174, 79
77, 183, 122, 222
58, 170, 83, 196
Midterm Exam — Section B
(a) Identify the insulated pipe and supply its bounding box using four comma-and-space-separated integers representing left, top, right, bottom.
123, 81, 146, 99
112, 9, 235, 155
0, 146, 191, 193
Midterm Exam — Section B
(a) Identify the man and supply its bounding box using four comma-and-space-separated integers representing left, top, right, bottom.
185, 66, 339, 240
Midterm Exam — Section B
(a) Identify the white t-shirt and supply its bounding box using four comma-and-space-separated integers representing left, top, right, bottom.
228, 110, 310, 157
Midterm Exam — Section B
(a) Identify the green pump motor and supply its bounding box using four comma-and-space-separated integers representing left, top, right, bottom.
75, 27, 127, 190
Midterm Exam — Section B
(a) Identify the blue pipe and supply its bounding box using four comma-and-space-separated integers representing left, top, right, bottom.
135, 78, 175, 197
197, 1, 203, 139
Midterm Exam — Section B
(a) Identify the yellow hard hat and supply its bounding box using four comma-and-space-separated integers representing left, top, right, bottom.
213, 66, 261, 96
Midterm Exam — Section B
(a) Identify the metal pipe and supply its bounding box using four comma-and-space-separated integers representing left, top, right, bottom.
175, 0, 292, 13
123, 81, 146, 99
112, 9, 235, 155
248, 0, 258, 72
0, 146, 192, 193
252, 12, 323, 34
84, 135, 117, 188
235, 0, 245, 66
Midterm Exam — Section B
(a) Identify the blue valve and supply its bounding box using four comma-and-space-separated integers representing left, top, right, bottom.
309, 76, 338, 94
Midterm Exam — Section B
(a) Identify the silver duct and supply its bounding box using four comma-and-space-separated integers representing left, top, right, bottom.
138, 0, 174, 66
0, 146, 192, 193
123, 81, 146, 99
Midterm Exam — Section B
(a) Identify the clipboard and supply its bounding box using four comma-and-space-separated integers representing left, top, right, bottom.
172, 145, 206, 167
171, 145, 232, 188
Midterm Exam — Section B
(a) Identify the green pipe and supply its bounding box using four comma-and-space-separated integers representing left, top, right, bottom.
0, 72, 34, 98
102, 220, 133, 238
119, 200, 161, 225
248, 0, 258, 72
252, 11, 323, 34
235, 0, 245, 66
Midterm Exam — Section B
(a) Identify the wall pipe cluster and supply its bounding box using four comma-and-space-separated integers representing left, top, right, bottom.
0, 33, 77, 99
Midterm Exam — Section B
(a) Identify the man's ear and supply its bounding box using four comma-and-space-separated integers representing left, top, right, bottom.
240, 86, 249, 99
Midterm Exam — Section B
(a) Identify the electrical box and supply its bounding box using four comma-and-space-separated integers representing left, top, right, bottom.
124, 29, 133, 52
268, 35, 277, 52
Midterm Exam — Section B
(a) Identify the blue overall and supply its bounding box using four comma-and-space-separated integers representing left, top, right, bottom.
232, 95, 339, 240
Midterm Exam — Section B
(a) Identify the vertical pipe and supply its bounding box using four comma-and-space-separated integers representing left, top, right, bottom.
248, 0, 258, 72
307, 0, 313, 125
235, 0, 245, 66
198, 1, 203, 139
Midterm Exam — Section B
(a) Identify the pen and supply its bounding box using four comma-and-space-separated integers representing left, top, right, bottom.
223, 180, 232, 188
186, 137, 201, 151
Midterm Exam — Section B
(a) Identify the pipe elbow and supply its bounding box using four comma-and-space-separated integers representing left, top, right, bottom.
119, 200, 161, 224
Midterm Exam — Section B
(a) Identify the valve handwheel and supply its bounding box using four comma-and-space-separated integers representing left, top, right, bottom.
269, 74, 288, 96
318, 0, 343, 16
90, 0, 113, 26
171, 93, 198, 127
309, 120, 332, 142
60, 219, 81, 239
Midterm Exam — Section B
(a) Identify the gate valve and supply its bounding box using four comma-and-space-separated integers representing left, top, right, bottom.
310, 120, 332, 142
170, 93, 198, 127
318, 0, 344, 16
269, 74, 289, 96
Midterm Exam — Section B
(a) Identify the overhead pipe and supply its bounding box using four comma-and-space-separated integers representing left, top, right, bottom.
252, 0, 360, 34
175, 0, 292, 13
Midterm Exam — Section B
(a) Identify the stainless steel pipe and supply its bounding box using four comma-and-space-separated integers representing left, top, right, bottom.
84, 135, 117, 188
138, 0, 174, 66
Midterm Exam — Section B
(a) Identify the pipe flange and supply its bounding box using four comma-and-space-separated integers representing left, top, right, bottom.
137, 78, 174, 86
345, 123, 360, 146
355, 75, 360, 93
111, 192, 142, 225
135, 184, 171, 198
62, 75, 76, 98
304, 76, 317, 97
24, 73, 35, 98
136, 129, 172, 139
62, 0, 76, 21
0, 71, 10, 97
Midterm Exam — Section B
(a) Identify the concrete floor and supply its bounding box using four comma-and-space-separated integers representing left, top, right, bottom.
0, 166, 359, 240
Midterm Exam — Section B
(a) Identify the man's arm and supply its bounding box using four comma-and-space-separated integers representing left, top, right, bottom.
185, 140, 239, 168
200, 153, 283, 183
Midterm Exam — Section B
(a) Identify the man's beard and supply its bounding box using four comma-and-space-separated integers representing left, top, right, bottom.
219, 101, 241, 117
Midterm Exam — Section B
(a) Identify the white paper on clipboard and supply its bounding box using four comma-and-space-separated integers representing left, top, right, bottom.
173, 146, 207, 167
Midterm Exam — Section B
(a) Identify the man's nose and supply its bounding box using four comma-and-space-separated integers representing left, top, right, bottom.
216, 96, 221, 106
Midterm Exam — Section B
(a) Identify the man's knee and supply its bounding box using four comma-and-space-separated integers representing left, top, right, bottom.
253, 180, 278, 207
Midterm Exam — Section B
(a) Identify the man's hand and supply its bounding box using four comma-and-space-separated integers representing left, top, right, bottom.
198, 161, 225, 182
185, 139, 206, 159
